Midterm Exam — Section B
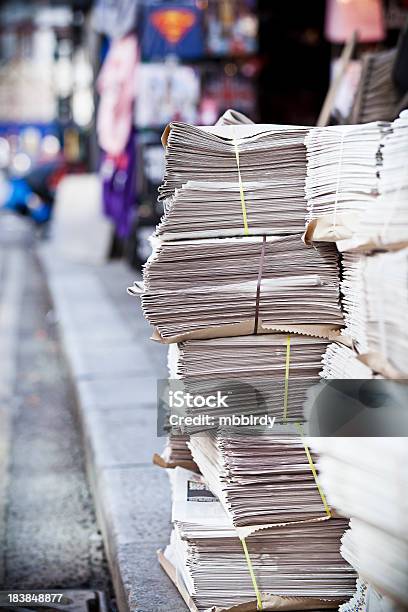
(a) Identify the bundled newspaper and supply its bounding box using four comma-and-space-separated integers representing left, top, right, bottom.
188, 432, 332, 535
156, 179, 308, 240
160, 467, 355, 611
155, 113, 312, 240
157, 122, 309, 240
342, 520, 408, 608
135, 235, 342, 342
168, 335, 330, 423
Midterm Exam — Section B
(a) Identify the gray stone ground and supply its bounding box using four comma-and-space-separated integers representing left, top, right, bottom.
0, 213, 111, 593
0, 212, 185, 611
39, 243, 184, 610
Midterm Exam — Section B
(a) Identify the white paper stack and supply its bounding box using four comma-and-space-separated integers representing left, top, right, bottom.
342, 520, 408, 608
304, 122, 390, 242
328, 248, 408, 375
168, 334, 330, 423
320, 343, 373, 380
362, 249, 408, 375
340, 252, 368, 353
379, 111, 408, 195
188, 432, 331, 533
337, 111, 408, 253
310, 438, 408, 608
138, 235, 342, 341
162, 467, 355, 611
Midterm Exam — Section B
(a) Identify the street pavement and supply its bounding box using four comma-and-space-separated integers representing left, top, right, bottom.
0, 213, 111, 593
0, 213, 186, 611
39, 238, 184, 611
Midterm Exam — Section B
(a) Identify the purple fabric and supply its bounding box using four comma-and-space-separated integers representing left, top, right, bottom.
101, 132, 136, 238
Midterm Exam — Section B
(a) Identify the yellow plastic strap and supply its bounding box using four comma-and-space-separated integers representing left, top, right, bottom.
295, 423, 332, 518
241, 537, 263, 610
232, 128, 249, 236
283, 335, 291, 422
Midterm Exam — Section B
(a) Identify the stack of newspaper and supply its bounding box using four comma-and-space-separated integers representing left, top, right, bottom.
311, 438, 408, 608
156, 180, 308, 240
159, 122, 309, 201
188, 432, 333, 533
155, 435, 198, 471
168, 335, 330, 423
304, 122, 390, 243
350, 49, 399, 124
161, 467, 355, 611
156, 121, 310, 240
138, 235, 342, 341
133, 114, 354, 610
342, 520, 408, 608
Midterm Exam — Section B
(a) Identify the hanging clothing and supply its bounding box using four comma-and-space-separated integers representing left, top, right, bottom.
96, 34, 138, 157
141, 0, 204, 61
100, 131, 136, 239
92, 0, 140, 39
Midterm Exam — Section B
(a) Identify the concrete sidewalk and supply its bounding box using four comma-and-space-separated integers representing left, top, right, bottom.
0, 246, 25, 584
39, 246, 184, 612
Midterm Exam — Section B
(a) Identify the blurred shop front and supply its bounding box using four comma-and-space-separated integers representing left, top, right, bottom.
0, 1, 95, 225
0, 0, 407, 266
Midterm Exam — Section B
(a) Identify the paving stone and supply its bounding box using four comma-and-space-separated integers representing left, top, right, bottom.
48, 274, 107, 300
41, 246, 178, 611
97, 466, 172, 547
77, 376, 158, 411
62, 323, 131, 348
67, 344, 153, 380
117, 543, 184, 612
59, 309, 129, 334
1, 240, 110, 592
0, 248, 25, 584
83, 406, 163, 467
